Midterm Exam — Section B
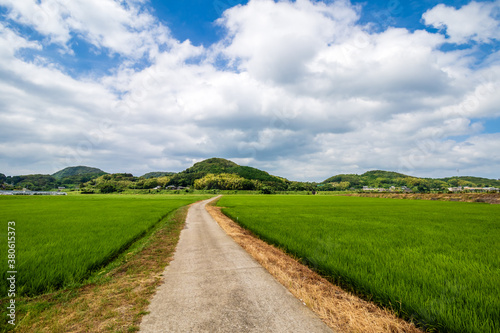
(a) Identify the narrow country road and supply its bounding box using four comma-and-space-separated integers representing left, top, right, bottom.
139, 196, 333, 333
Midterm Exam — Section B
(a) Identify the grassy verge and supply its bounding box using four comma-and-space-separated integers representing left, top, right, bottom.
0, 204, 190, 332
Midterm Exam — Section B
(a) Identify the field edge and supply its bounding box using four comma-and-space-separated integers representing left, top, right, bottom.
0, 202, 192, 333
207, 198, 422, 333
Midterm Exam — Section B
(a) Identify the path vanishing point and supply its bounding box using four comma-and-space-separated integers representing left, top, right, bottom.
140, 197, 333, 333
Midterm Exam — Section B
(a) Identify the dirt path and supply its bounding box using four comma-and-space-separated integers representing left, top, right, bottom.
139, 196, 332, 333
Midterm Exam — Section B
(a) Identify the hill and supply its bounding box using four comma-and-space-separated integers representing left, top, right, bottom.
437, 176, 500, 187
323, 170, 410, 185
52, 166, 106, 180
76, 158, 289, 192
4, 174, 58, 191
322, 170, 500, 192
361, 170, 409, 180
168, 158, 287, 187
141, 171, 176, 179
5, 160, 498, 193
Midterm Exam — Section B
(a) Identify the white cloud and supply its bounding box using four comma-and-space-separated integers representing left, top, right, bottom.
0, 0, 171, 57
218, 0, 360, 83
0, 0, 499, 180
423, 0, 500, 44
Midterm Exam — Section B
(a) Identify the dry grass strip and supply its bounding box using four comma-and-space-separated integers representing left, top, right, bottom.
343, 192, 500, 204
8, 205, 189, 333
206, 203, 422, 333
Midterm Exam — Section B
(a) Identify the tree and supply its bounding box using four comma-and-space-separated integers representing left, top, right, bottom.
447, 178, 459, 187
409, 178, 431, 193
0, 173, 6, 184
241, 179, 256, 190
99, 183, 117, 193
22, 182, 35, 190
259, 186, 275, 194
289, 181, 313, 191
157, 176, 171, 187
338, 181, 350, 190
458, 180, 474, 187
429, 180, 449, 191
144, 178, 159, 189
194, 173, 258, 190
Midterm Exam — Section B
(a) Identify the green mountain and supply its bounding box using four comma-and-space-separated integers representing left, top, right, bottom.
323, 170, 410, 185
141, 171, 176, 179
437, 176, 500, 187
5, 160, 498, 193
52, 166, 106, 180
361, 170, 410, 180
5, 174, 58, 190
168, 158, 286, 187
322, 169, 500, 192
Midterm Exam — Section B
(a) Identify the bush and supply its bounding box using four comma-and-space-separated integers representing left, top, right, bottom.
99, 183, 117, 193
259, 186, 275, 194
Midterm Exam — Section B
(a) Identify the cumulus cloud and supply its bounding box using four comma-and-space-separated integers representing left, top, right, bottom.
423, 0, 500, 44
0, 0, 499, 180
0, 0, 170, 57
218, 0, 360, 83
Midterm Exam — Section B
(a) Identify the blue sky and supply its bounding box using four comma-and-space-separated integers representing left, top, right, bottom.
151, 0, 493, 44
0, 0, 499, 180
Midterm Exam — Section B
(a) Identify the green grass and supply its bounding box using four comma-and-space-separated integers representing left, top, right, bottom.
218, 195, 500, 333
0, 194, 210, 297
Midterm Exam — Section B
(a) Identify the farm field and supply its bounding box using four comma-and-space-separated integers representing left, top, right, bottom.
0, 194, 210, 297
217, 195, 500, 333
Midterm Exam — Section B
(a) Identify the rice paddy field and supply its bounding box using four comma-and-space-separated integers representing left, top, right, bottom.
0, 194, 210, 297
218, 195, 500, 333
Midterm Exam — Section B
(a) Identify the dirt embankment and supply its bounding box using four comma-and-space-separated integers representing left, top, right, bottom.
343, 192, 500, 204
206, 203, 422, 333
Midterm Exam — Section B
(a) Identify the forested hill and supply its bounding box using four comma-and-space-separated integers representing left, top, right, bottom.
321, 170, 500, 191
168, 158, 286, 187
52, 166, 106, 179
141, 171, 175, 179
436, 176, 500, 187
0, 166, 107, 191
2, 160, 499, 193
323, 170, 409, 185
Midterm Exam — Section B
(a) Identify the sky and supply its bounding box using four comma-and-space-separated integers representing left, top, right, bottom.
0, 0, 499, 181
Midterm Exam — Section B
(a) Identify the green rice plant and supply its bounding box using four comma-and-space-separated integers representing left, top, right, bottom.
218, 195, 500, 333
0, 194, 209, 296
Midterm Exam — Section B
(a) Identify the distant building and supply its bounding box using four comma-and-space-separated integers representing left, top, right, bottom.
463, 186, 500, 193
0, 191, 67, 196
448, 186, 462, 192
362, 186, 388, 192
165, 185, 189, 190
448, 186, 499, 193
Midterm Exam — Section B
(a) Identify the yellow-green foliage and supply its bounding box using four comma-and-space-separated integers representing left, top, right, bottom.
194, 173, 258, 190
156, 176, 171, 187
328, 181, 350, 190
